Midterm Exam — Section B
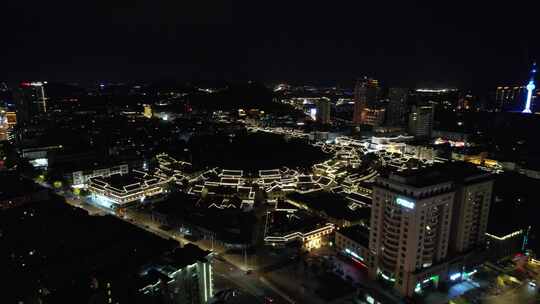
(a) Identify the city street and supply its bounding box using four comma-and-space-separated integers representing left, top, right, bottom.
482, 283, 540, 304
481, 262, 540, 304
62, 191, 295, 304
59, 189, 540, 304
212, 257, 291, 304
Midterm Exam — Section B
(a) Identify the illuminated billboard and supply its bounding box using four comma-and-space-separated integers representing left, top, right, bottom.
396, 197, 414, 209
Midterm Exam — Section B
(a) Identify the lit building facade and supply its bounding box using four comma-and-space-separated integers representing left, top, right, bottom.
88, 170, 171, 208
495, 86, 525, 111
369, 171, 455, 296
449, 173, 493, 254
0, 110, 10, 141
316, 99, 332, 124
264, 206, 335, 250
408, 105, 434, 138
387, 88, 408, 126
264, 218, 334, 250
139, 244, 213, 304
143, 104, 153, 118
335, 224, 371, 268
411, 88, 459, 110
362, 108, 385, 127
368, 163, 494, 297
14, 81, 47, 125
71, 163, 129, 187
353, 77, 379, 124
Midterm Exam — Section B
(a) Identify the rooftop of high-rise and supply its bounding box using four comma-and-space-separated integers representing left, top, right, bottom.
380, 161, 492, 188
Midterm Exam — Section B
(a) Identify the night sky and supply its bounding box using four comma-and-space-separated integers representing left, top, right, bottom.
2, 1, 538, 89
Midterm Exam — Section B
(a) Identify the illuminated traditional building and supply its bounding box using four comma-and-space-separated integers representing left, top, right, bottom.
88, 169, 171, 208
264, 208, 334, 250
71, 163, 129, 187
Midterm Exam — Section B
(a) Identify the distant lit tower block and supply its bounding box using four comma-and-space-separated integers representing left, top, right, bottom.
353, 77, 379, 124
408, 105, 434, 138
14, 81, 47, 125
143, 104, 153, 118
522, 62, 537, 114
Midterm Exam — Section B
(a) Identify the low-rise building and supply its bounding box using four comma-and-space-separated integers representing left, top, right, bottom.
151, 192, 255, 248
404, 143, 436, 161
287, 191, 371, 227
88, 169, 171, 208
71, 163, 129, 187
335, 224, 371, 268
264, 208, 334, 251
485, 230, 525, 261
139, 244, 213, 304
432, 129, 471, 143
485, 189, 528, 261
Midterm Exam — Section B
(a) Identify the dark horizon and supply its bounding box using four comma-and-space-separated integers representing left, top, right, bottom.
2, 1, 538, 90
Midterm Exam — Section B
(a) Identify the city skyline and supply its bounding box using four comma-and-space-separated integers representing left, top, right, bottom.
3, 2, 540, 304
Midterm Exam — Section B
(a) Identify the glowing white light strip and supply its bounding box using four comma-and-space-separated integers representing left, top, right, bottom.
416, 88, 457, 93
208, 263, 213, 298
265, 224, 334, 242
202, 263, 207, 301
485, 230, 522, 241
395, 197, 415, 209
345, 248, 364, 261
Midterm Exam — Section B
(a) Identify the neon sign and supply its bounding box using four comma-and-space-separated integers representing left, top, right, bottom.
396, 197, 415, 209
